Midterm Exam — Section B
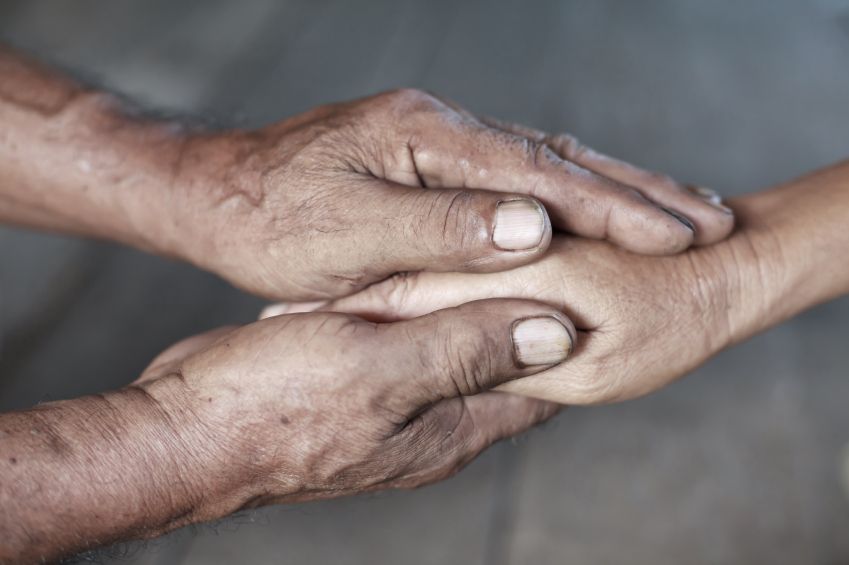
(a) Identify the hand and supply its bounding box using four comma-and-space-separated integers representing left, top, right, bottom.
168, 89, 734, 300
296, 201, 788, 405
135, 298, 572, 515
0, 296, 578, 562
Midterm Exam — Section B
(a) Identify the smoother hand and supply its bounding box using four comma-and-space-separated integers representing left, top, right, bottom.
266, 238, 737, 404
297, 183, 823, 405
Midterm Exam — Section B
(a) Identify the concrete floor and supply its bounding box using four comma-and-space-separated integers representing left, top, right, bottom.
1, 1, 848, 563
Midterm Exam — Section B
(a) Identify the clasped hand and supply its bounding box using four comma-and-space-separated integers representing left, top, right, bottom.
8, 48, 848, 564
137, 88, 736, 505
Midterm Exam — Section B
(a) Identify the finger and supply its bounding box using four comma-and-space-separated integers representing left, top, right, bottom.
388, 392, 561, 488
137, 326, 237, 382
321, 253, 551, 324
379, 298, 575, 409
324, 271, 506, 323
480, 117, 735, 245
539, 135, 734, 245
319, 238, 612, 331
406, 115, 695, 255
461, 392, 563, 440
351, 179, 553, 275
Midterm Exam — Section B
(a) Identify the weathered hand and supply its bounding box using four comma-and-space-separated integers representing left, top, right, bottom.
134, 298, 572, 515
170, 89, 734, 300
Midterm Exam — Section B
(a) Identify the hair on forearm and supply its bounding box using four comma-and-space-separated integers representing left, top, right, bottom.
1, 39, 227, 131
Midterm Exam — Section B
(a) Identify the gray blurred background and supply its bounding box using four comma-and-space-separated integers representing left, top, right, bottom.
1, 0, 849, 563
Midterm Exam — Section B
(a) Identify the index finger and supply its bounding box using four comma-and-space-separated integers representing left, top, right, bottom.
479, 117, 735, 246
404, 105, 696, 255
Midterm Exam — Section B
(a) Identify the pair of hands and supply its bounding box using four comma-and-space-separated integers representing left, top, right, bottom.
11, 47, 849, 563
131, 89, 740, 510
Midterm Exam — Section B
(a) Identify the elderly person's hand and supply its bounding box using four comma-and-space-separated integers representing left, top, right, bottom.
171, 89, 734, 299
299, 161, 849, 404
1, 44, 734, 301
1, 298, 574, 561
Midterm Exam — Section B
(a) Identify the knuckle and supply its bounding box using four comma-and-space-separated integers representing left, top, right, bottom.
526, 138, 561, 170
370, 271, 420, 315
552, 133, 588, 161
616, 184, 650, 206
417, 190, 488, 253
382, 88, 441, 114
430, 322, 493, 396
643, 170, 679, 189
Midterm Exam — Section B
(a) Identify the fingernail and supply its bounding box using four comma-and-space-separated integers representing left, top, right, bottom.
493, 199, 546, 250
660, 207, 696, 232
687, 185, 734, 214
512, 316, 573, 366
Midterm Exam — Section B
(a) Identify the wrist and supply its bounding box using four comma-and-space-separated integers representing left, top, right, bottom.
95, 380, 216, 535
163, 129, 270, 277
714, 166, 849, 346
0, 380, 240, 561
129, 372, 258, 524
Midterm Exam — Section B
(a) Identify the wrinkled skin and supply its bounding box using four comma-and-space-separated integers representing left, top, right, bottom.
173, 89, 734, 300
132, 299, 570, 510
2, 298, 577, 562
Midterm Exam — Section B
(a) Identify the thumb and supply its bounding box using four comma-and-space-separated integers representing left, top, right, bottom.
358, 180, 553, 275
377, 298, 575, 410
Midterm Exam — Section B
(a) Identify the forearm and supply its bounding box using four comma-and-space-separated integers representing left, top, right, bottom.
0, 45, 185, 254
0, 376, 239, 563
721, 159, 849, 343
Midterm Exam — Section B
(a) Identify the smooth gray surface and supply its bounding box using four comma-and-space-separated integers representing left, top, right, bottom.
1, 1, 848, 563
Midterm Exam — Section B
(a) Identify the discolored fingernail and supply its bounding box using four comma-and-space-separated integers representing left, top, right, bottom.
660, 207, 696, 232
493, 199, 547, 250
512, 316, 573, 366
687, 185, 733, 214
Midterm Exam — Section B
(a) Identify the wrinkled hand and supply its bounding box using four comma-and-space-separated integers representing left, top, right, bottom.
300, 222, 777, 405
171, 89, 733, 300
134, 299, 573, 513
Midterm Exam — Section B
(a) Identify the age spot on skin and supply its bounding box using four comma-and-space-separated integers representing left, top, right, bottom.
9, 457, 17, 464
280, 415, 291, 425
